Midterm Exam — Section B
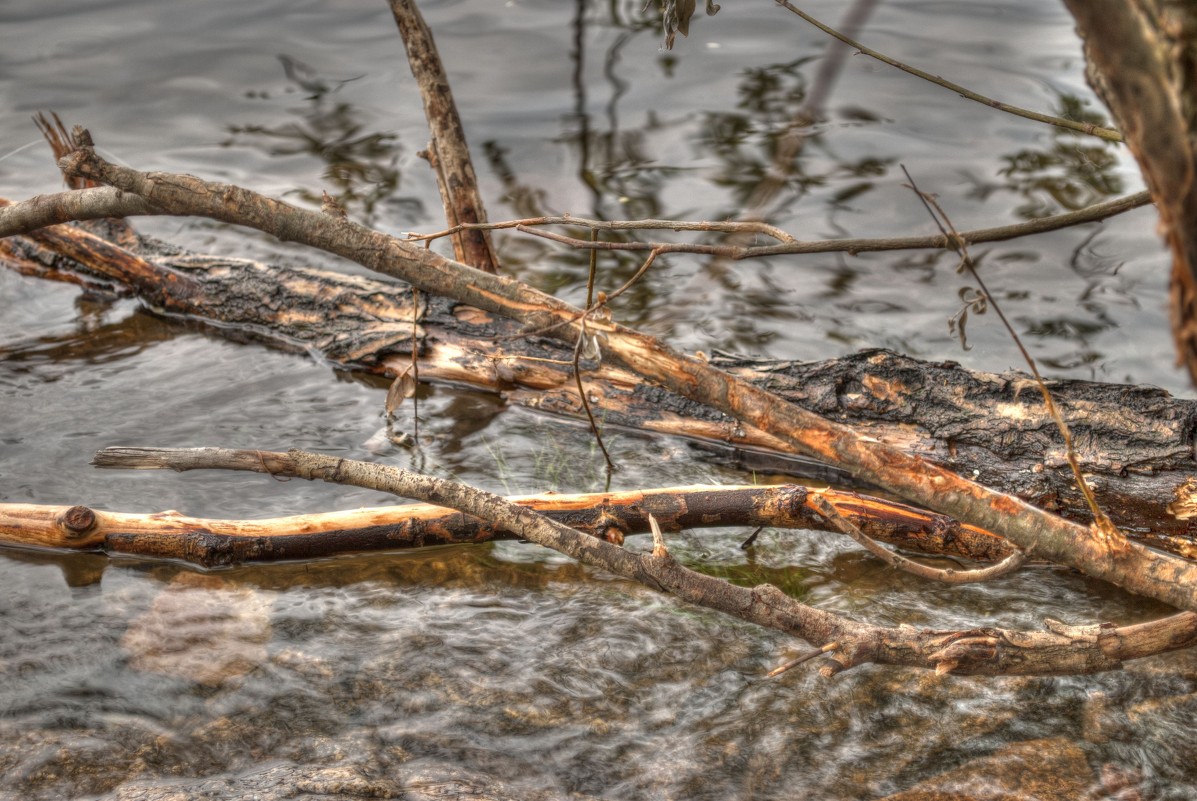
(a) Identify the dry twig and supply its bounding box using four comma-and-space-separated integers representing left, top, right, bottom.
395, 192, 1152, 264
811, 495, 1027, 585
902, 166, 1119, 537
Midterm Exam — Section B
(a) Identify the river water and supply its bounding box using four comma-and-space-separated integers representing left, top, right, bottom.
2, 0, 1196, 798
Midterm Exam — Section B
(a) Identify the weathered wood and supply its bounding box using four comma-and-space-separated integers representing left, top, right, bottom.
388, 0, 498, 273
0, 483, 1014, 568
4, 216, 1196, 551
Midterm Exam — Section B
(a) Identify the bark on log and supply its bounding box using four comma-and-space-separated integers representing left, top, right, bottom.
4, 216, 1196, 555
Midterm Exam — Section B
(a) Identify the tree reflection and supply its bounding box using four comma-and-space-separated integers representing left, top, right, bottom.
223, 55, 423, 226
965, 95, 1122, 218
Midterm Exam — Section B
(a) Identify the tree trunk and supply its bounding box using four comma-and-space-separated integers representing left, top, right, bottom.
1063, 0, 1197, 384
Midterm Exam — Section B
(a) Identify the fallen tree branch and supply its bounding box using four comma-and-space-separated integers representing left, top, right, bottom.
0, 189, 1151, 260
0, 190, 156, 234
6, 131, 1197, 612
400, 191, 1152, 258
0, 483, 1016, 567
85, 445, 1197, 676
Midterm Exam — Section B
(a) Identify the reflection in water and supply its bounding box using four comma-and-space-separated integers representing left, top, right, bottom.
3, 541, 1197, 799
224, 55, 424, 226
969, 95, 1123, 218
0, 307, 177, 367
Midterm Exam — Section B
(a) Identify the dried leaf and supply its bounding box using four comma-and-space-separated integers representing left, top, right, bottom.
658, 0, 719, 49
948, 286, 987, 351
385, 367, 417, 417
582, 331, 602, 362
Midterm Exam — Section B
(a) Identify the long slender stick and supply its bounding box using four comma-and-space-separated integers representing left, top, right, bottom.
405, 191, 1151, 261
0, 484, 1027, 564
574, 231, 616, 471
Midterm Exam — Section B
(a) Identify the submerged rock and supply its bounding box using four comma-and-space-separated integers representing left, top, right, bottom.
120, 572, 271, 686
106, 762, 402, 800
879, 737, 1095, 800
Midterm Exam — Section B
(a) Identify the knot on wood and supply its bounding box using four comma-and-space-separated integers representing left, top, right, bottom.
58, 505, 97, 538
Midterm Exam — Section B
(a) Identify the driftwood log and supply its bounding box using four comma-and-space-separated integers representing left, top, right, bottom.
1, 5, 1195, 678
3, 214, 1196, 559
0, 483, 1014, 568
11, 132, 1197, 675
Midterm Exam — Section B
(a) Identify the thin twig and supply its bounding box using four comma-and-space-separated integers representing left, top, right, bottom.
411, 286, 420, 442
574, 230, 616, 472
767, 642, 840, 678
811, 495, 1027, 584
774, 0, 1123, 142
604, 247, 664, 304
740, 525, 766, 550
417, 191, 1150, 260
901, 166, 1118, 536
406, 214, 798, 244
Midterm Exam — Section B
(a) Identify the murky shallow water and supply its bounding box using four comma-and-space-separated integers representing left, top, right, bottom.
3, 0, 1197, 798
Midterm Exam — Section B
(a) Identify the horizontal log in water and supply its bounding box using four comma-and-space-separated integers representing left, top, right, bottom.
0, 483, 1013, 568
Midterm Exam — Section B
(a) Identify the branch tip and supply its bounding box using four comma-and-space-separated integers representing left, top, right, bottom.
71, 126, 93, 148
649, 513, 669, 559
